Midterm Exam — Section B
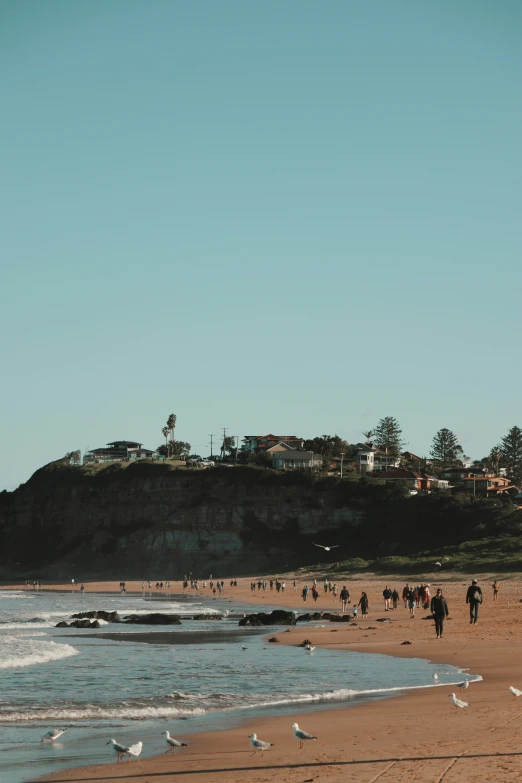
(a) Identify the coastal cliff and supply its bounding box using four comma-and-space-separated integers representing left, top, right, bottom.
0, 461, 519, 577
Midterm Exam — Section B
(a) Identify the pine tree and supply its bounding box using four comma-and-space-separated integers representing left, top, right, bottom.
430, 428, 461, 468
372, 417, 404, 456
499, 426, 522, 484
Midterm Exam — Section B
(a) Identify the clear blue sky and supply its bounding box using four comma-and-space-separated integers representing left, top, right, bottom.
1, 1, 521, 489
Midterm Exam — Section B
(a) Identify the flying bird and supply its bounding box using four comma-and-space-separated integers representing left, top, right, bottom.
449, 692, 469, 709
241, 645, 248, 651
249, 733, 273, 755
107, 738, 131, 763
457, 680, 469, 690
292, 722, 317, 749
435, 562, 442, 567
163, 731, 188, 753
509, 686, 522, 697
41, 728, 67, 744
313, 544, 339, 552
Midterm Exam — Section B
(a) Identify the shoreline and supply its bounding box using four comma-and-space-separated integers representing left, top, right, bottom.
5, 576, 522, 782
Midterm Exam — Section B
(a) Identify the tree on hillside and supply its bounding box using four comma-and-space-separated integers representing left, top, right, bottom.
64, 450, 82, 465
362, 430, 374, 444
303, 435, 351, 459
372, 417, 405, 456
157, 440, 191, 459
222, 436, 236, 458
488, 446, 503, 476
166, 414, 177, 457
430, 428, 461, 468
162, 426, 169, 456
500, 426, 522, 484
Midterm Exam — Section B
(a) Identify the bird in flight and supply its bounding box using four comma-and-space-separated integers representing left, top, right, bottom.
435, 562, 442, 567
41, 728, 67, 744
313, 543, 339, 552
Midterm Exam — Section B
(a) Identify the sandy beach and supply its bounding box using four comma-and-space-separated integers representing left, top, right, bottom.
11, 575, 522, 783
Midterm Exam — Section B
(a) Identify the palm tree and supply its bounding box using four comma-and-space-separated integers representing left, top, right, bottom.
362, 430, 373, 445
162, 426, 169, 458
167, 414, 176, 458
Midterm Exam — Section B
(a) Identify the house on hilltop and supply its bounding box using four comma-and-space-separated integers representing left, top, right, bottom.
242, 434, 304, 453
85, 440, 156, 463
271, 450, 322, 470
352, 443, 401, 473
374, 469, 450, 491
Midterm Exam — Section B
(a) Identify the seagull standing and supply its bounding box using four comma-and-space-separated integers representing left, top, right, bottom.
457, 680, 469, 690
241, 645, 248, 651
163, 731, 188, 753
41, 728, 67, 744
304, 644, 315, 652
292, 722, 317, 749
509, 686, 522, 697
106, 738, 131, 763
127, 741, 143, 762
249, 733, 273, 756
449, 692, 469, 709
313, 544, 339, 552
433, 673, 439, 682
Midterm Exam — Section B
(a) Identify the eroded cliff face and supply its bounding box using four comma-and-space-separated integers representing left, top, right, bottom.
0, 463, 366, 578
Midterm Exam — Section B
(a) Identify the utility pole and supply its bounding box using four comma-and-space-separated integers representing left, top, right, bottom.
222, 428, 227, 461
235, 435, 239, 462
209, 434, 215, 459
340, 452, 345, 479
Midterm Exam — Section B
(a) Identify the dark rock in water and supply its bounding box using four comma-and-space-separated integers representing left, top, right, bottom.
192, 614, 223, 620
69, 619, 100, 628
70, 610, 120, 623
268, 636, 279, 643
123, 613, 182, 625
297, 611, 332, 622
238, 610, 296, 627
328, 614, 351, 622
55, 621, 69, 628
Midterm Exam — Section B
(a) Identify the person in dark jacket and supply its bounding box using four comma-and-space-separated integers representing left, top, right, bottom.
466, 579, 483, 624
430, 588, 449, 638
340, 586, 350, 613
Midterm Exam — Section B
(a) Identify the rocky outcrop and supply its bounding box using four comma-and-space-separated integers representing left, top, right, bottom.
238, 610, 296, 626
56, 619, 101, 628
70, 610, 120, 622
0, 463, 366, 577
123, 613, 182, 625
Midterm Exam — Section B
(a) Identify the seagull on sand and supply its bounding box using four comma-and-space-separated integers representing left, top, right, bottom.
292, 722, 317, 749
163, 731, 188, 753
449, 693, 469, 709
127, 741, 143, 761
313, 543, 339, 552
509, 686, 522, 697
41, 728, 67, 744
457, 680, 469, 690
249, 733, 273, 755
107, 738, 142, 763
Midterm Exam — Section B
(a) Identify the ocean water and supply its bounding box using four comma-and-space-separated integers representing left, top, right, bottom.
0, 589, 479, 783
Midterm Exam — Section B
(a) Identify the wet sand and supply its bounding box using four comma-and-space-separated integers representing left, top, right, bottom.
6, 575, 522, 783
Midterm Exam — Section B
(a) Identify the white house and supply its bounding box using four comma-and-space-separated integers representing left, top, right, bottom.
271, 450, 322, 470
352, 444, 401, 474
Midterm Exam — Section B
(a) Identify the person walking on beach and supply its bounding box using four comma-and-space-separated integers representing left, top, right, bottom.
383, 586, 392, 611
430, 588, 449, 638
391, 588, 399, 610
466, 579, 482, 624
402, 584, 409, 608
492, 580, 500, 601
407, 586, 416, 618
358, 592, 369, 619
340, 585, 350, 613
